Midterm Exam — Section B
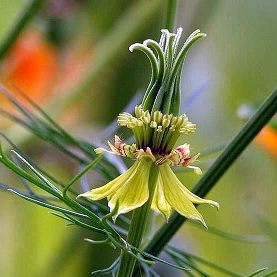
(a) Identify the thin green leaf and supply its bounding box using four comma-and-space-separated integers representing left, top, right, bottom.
132, 247, 189, 271
10, 150, 61, 194
84, 238, 110, 246
167, 249, 212, 277
0, 84, 120, 178
0, 132, 79, 197
264, 269, 277, 277
0, 182, 57, 202
63, 155, 102, 196
8, 189, 88, 219
246, 267, 268, 277
64, 213, 106, 234
0, 144, 60, 197
11, 155, 37, 195
167, 246, 242, 277
50, 212, 75, 223
91, 258, 120, 276
8, 189, 107, 234
189, 221, 267, 243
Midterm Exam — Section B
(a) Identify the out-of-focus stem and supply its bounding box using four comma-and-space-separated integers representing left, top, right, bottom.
0, 0, 43, 59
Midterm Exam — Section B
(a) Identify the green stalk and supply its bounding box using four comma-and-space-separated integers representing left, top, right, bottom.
0, 0, 43, 59
133, 88, 277, 274
164, 0, 178, 30
117, 162, 159, 277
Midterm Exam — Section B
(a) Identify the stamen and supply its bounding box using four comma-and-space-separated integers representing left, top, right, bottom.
150, 121, 157, 128
118, 105, 196, 153
152, 110, 163, 123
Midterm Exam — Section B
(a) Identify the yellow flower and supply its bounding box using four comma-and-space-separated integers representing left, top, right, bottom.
79, 138, 219, 227
79, 29, 220, 227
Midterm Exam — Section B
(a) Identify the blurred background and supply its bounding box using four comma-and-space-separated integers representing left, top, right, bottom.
0, 0, 276, 276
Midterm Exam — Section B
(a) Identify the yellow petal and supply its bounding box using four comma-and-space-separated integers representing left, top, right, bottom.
151, 174, 171, 220
162, 163, 219, 209
108, 158, 152, 218
78, 160, 138, 200
160, 164, 208, 227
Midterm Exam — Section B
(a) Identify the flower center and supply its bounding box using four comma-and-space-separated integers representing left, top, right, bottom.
118, 105, 196, 154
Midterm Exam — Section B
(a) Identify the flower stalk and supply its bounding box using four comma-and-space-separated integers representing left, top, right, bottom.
116, 162, 159, 277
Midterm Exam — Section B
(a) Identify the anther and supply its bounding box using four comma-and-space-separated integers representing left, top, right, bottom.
157, 126, 163, 133
153, 111, 163, 123
150, 121, 157, 128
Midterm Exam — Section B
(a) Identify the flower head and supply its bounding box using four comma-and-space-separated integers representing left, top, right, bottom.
80, 137, 218, 226
79, 28, 219, 227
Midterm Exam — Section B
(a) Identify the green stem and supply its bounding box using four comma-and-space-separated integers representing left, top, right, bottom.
164, 0, 178, 31
0, 0, 43, 59
117, 162, 159, 277
63, 155, 102, 197
133, 88, 277, 274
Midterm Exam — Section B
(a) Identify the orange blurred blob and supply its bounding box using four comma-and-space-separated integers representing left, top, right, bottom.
255, 125, 277, 157
55, 42, 92, 92
0, 27, 94, 129
0, 29, 58, 103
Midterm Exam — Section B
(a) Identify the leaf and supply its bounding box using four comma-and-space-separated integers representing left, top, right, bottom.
0, 182, 26, 193
50, 212, 75, 223
0, 132, 72, 189
0, 145, 61, 197
140, 263, 161, 277
91, 258, 120, 276
0, 182, 52, 201
189, 221, 267, 243
11, 150, 61, 193
64, 155, 102, 196
264, 269, 277, 277
246, 267, 268, 277
133, 247, 189, 271
8, 189, 88, 219
166, 246, 242, 277
0, 84, 120, 179
166, 249, 212, 277
8, 189, 108, 236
